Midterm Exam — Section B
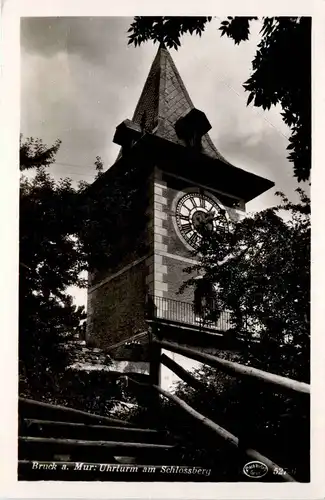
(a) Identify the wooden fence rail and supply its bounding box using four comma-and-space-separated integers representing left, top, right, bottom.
22, 419, 165, 442
160, 353, 207, 393
155, 340, 310, 396
125, 376, 296, 482
19, 436, 175, 453
19, 397, 133, 427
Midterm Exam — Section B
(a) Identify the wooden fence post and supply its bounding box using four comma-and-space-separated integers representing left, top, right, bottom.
149, 325, 161, 386
237, 377, 263, 480
148, 322, 161, 424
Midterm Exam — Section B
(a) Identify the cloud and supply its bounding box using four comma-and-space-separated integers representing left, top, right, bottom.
168, 20, 293, 193
21, 16, 303, 207
21, 18, 159, 174
22, 17, 131, 64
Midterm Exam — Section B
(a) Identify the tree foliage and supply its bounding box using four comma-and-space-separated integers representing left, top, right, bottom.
19, 136, 87, 389
181, 189, 310, 382
128, 17, 213, 50
19, 135, 147, 398
128, 16, 311, 182
20, 135, 62, 171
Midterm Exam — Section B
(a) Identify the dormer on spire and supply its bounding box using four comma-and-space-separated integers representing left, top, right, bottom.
175, 108, 212, 150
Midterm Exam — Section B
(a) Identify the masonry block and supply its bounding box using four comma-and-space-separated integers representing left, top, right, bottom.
154, 181, 167, 190
156, 226, 168, 236
155, 281, 168, 292
153, 217, 163, 228
154, 233, 163, 244
155, 194, 168, 206
154, 254, 163, 264
154, 242, 168, 252
155, 263, 168, 274
154, 185, 163, 196
154, 210, 167, 220
155, 272, 164, 282
154, 202, 165, 212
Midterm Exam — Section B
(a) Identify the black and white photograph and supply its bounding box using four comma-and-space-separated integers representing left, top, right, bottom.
2, 8, 320, 494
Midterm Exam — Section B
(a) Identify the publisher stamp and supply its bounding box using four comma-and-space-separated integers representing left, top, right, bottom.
243, 461, 268, 479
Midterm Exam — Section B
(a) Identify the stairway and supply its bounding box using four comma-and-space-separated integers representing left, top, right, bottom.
18, 397, 179, 481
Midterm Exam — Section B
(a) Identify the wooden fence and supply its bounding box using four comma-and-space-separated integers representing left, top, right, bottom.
140, 322, 310, 483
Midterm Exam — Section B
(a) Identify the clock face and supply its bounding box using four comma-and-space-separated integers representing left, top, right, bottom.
175, 192, 227, 249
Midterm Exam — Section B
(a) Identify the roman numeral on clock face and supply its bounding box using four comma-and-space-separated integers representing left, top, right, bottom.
199, 196, 205, 208
188, 233, 198, 247
179, 214, 189, 221
181, 223, 192, 234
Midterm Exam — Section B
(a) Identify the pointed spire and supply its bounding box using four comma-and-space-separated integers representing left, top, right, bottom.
117, 45, 230, 163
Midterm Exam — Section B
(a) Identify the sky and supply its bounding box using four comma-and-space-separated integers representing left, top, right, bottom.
21, 16, 307, 310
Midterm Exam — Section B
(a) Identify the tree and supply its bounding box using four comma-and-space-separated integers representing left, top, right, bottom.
94, 155, 104, 180
20, 135, 62, 171
19, 135, 146, 403
128, 17, 311, 182
19, 136, 87, 394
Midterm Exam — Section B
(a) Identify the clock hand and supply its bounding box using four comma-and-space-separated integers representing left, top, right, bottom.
205, 212, 215, 222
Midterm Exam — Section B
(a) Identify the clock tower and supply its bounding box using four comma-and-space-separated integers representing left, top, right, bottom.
86, 44, 274, 358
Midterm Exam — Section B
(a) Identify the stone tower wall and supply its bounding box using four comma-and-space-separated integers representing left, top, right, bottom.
86, 165, 154, 349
